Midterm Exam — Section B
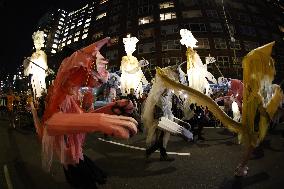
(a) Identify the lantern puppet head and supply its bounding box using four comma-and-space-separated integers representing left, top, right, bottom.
123, 34, 139, 56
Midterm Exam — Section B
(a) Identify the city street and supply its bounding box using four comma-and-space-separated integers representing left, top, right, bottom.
0, 117, 283, 189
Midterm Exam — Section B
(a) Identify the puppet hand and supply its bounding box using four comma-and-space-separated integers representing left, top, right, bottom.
45, 112, 138, 139
98, 114, 138, 138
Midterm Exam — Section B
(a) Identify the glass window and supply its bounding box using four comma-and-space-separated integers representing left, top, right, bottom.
179, 0, 198, 7
159, 2, 174, 9
52, 44, 58, 48
160, 12, 176, 21
96, 12, 107, 20
67, 40, 71, 45
161, 24, 179, 35
138, 28, 155, 39
138, 16, 154, 25
138, 5, 153, 15
214, 38, 227, 49
138, 42, 156, 54
196, 38, 210, 49
82, 33, 88, 39
206, 10, 218, 18
100, 0, 108, 4
74, 37, 79, 42
210, 23, 223, 32
217, 56, 229, 67
182, 10, 202, 18
229, 40, 241, 50
84, 23, 90, 28
161, 40, 181, 51
185, 23, 207, 32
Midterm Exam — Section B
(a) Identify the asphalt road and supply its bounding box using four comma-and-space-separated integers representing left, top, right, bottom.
0, 117, 283, 189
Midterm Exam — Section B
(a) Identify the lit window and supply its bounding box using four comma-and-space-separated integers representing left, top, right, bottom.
82, 34, 88, 39
84, 28, 88, 33
159, 2, 174, 9
84, 23, 90, 28
60, 17, 64, 22
67, 40, 71, 44
63, 37, 67, 41
75, 31, 80, 36
61, 43, 65, 47
58, 25, 62, 29
52, 44, 58, 48
71, 25, 75, 29
86, 18, 91, 22
160, 12, 176, 21
138, 16, 154, 25
78, 21, 82, 26
74, 37, 79, 42
96, 12, 107, 20
59, 21, 63, 25
100, 0, 108, 4
51, 49, 56, 54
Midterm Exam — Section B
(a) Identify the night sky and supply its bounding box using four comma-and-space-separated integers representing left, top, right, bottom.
0, 0, 90, 78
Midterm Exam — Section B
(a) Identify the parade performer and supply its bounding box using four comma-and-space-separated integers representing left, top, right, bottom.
142, 67, 193, 161
146, 41, 282, 176
29, 37, 138, 188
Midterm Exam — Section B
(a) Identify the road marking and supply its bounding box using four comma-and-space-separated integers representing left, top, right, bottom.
98, 138, 190, 156
4, 165, 13, 189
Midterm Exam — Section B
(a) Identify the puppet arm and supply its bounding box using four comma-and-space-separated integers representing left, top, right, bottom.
45, 112, 137, 138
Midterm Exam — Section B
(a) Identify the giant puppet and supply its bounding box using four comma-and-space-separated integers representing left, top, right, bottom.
24, 31, 48, 98
120, 34, 148, 97
30, 37, 138, 188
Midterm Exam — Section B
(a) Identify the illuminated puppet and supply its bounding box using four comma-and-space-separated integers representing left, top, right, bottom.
145, 41, 282, 177
120, 35, 148, 97
30, 37, 138, 188
180, 29, 217, 96
24, 30, 48, 98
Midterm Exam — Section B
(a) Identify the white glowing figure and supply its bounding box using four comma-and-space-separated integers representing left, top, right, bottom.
120, 35, 148, 97
232, 100, 241, 122
24, 30, 48, 98
180, 29, 216, 95
180, 29, 198, 48
123, 34, 139, 56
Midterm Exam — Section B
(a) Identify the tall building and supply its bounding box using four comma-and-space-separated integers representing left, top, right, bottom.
38, 0, 284, 82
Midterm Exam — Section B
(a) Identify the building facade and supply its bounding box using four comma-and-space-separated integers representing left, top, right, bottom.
38, 0, 284, 83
